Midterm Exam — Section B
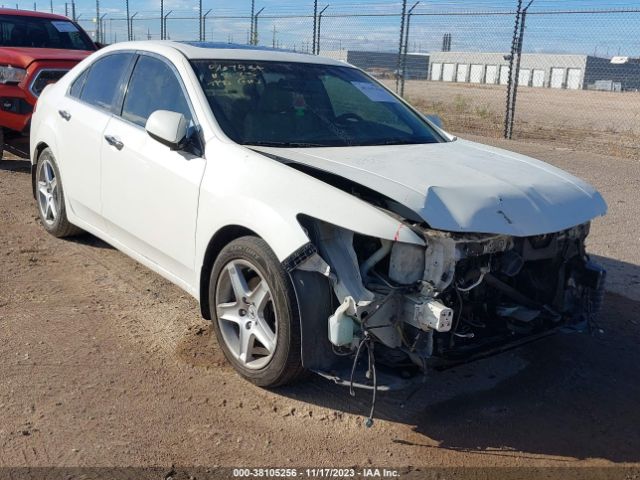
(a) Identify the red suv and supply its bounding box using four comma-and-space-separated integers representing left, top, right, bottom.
0, 8, 96, 158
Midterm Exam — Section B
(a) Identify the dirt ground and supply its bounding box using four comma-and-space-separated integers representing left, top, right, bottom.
1, 137, 639, 476
383, 80, 640, 159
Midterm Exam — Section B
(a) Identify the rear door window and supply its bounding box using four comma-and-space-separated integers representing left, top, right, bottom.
80, 53, 134, 111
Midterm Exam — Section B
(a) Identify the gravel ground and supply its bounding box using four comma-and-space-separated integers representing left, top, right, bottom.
1, 138, 639, 476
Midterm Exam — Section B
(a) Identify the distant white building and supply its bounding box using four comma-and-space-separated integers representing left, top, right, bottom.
427, 52, 640, 91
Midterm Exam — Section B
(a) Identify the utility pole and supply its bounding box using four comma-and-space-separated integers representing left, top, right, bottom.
64, 2, 68, 16
202, 9, 212, 41
71, 0, 75, 20
252, 7, 263, 45
399, 1, 419, 97
312, 0, 317, 56
49, 0, 52, 13
159, 0, 163, 39
271, 23, 277, 48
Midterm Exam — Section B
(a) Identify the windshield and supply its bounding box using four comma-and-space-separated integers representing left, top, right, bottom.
191, 60, 444, 147
0, 15, 95, 50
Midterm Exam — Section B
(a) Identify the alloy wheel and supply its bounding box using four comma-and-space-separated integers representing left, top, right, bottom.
215, 259, 278, 370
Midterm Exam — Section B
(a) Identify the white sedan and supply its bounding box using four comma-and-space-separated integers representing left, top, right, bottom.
30, 41, 607, 393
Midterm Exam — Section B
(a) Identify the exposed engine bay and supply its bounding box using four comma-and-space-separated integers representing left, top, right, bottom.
291, 216, 606, 388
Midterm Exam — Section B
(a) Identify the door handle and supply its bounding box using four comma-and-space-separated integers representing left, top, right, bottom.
104, 135, 124, 151
58, 109, 71, 121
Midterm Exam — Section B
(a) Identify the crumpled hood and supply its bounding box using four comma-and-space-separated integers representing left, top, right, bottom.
252, 139, 607, 237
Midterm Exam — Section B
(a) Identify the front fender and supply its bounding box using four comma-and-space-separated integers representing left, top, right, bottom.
194, 143, 425, 299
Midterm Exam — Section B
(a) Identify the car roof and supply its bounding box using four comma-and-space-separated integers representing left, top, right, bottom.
110, 40, 350, 67
0, 8, 72, 20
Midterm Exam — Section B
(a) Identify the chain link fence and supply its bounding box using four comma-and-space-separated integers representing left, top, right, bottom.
60, 2, 640, 158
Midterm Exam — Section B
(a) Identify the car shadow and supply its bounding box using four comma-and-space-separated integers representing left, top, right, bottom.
67, 234, 114, 250
273, 258, 640, 463
0, 157, 31, 173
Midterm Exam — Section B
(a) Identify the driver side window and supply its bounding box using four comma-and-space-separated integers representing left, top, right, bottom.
121, 55, 193, 128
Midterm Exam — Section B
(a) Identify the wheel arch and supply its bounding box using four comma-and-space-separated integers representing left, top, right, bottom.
31, 141, 50, 199
199, 224, 259, 320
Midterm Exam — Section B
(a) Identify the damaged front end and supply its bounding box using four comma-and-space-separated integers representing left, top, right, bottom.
289, 216, 606, 392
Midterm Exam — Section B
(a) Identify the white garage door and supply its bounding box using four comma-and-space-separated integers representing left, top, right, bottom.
470, 64, 484, 83
485, 65, 498, 84
499, 65, 510, 85
431, 63, 442, 81
550, 68, 565, 88
518, 69, 531, 86
456, 64, 469, 82
442, 63, 456, 82
566, 68, 582, 89
532, 69, 545, 87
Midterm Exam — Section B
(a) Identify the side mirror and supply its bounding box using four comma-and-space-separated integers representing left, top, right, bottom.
145, 110, 188, 150
425, 114, 444, 129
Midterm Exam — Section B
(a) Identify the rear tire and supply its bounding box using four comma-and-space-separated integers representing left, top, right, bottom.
35, 148, 82, 238
209, 236, 305, 387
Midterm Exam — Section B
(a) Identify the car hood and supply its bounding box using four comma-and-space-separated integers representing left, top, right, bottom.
251, 139, 607, 236
1, 47, 92, 68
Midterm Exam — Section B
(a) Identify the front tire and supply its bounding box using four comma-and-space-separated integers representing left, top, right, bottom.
35, 148, 82, 238
209, 236, 304, 387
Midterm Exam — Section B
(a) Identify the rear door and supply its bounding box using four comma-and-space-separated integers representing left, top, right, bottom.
100, 53, 206, 286
56, 52, 134, 227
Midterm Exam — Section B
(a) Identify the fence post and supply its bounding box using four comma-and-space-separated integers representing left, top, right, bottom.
312, 0, 318, 54
159, 0, 163, 39
252, 7, 264, 45
316, 4, 328, 54
126, 0, 131, 40
250, 0, 255, 45
395, 0, 407, 94
504, 0, 522, 139
163, 10, 172, 40
507, 0, 533, 139
400, 1, 419, 97
198, 0, 202, 41
130, 12, 137, 40
95, 0, 100, 42
203, 9, 212, 41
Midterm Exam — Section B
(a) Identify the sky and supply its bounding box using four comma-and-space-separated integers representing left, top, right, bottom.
11, 0, 640, 56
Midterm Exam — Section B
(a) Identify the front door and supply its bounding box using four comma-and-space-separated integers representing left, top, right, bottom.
100, 54, 206, 287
